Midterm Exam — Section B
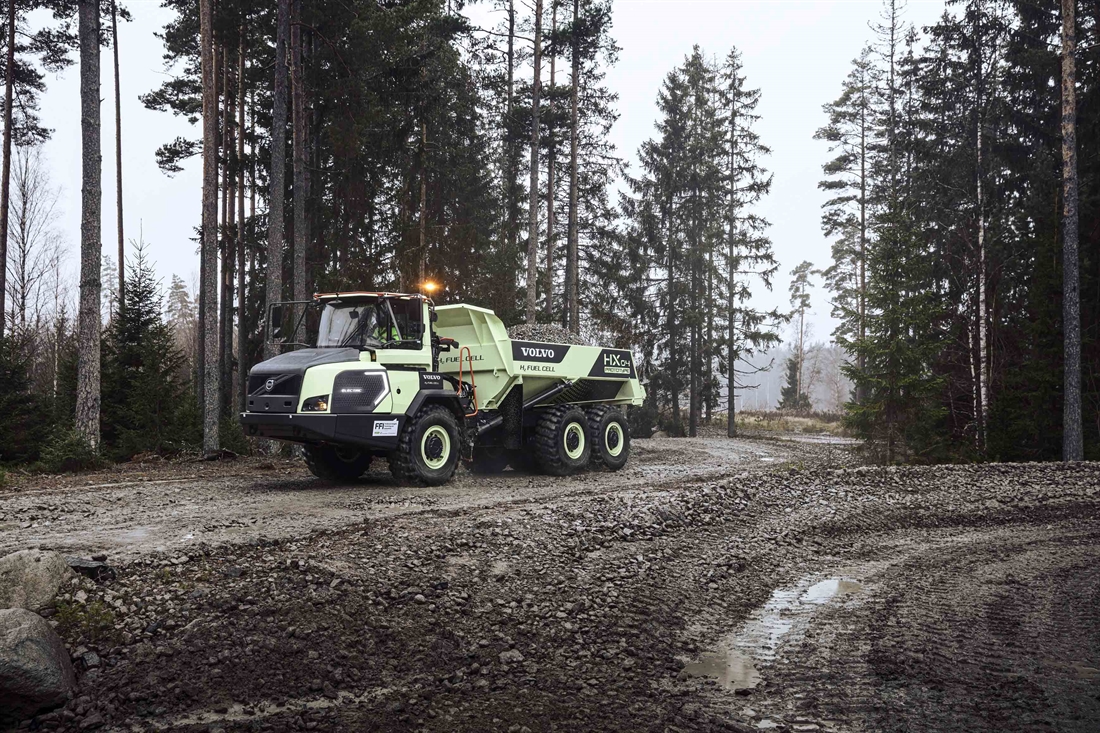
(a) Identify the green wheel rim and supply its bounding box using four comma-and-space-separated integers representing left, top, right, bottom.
421, 425, 451, 470
604, 422, 625, 457
563, 422, 586, 460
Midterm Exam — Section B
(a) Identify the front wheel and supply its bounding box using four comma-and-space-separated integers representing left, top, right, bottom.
304, 444, 373, 481
390, 405, 461, 486
587, 406, 630, 471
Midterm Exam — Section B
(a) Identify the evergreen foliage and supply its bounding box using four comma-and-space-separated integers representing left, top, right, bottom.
820, 0, 1099, 461
0, 332, 49, 464
100, 243, 198, 459
592, 45, 782, 436
778, 357, 811, 413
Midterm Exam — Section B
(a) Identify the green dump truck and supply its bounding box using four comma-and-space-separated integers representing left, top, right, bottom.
240, 291, 645, 485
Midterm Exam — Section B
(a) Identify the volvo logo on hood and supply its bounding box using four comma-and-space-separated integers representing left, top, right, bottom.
511, 341, 569, 364
265, 378, 275, 392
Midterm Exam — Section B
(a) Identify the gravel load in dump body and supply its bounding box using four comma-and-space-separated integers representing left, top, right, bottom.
506, 323, 590, 345
7, 448, 1100, 732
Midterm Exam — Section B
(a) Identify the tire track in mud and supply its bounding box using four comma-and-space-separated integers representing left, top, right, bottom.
688, 516, 1100, 733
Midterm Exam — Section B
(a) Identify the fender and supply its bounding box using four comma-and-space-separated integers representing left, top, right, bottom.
404, 389, 465, 421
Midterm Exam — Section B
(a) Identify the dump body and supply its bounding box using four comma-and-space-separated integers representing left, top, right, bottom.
434, 304, 645, 411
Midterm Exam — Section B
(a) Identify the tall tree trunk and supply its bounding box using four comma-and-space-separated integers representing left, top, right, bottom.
76, 0, 101, 450
0, 0, 15, 337
505, 0, 518, 308
418, 119, 427, 285
524, 0, 544, 323
265, 0, 289, 358
1061, 0, 1082, 461
221, 44, 236, 414
667, 213, 681, 435
290, 0, 307, 336
544, 0, 557, 319
237, 33, 247, 411
688, 224, 698, 438
112, 0, 123, 301
856, 86, 867, 403
564, 0, 580, 331
200, 0, 220, 454
727, 88, 738, 437
976, 111, 987, 452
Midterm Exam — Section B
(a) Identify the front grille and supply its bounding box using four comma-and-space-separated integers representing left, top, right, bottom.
247, 373, 302, 414
330, 371, 389, 413
248, 374, 302, 397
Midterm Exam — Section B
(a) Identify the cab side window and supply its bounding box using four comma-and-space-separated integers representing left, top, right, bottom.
389, 299, 424, 348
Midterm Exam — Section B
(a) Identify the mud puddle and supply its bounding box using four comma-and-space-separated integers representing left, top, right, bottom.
684, 575, 865, 691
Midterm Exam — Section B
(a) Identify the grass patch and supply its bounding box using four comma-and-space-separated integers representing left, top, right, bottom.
735, 410, 850, 437
54, 601, 118, 644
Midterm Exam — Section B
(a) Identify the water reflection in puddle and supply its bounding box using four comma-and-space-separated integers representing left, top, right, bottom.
684, 576, 864, 691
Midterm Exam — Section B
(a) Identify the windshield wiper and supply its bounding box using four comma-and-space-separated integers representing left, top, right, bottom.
337, 319, 381, 349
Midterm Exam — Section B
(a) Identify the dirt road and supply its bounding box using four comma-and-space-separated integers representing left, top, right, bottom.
3, 437, 1098, 733
1, 435, 835, 560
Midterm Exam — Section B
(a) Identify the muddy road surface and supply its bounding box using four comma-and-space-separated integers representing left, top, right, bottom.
2, 438, 1098, 733
1, 435, 830, 560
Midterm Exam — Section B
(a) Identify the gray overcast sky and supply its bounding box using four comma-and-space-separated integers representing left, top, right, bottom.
34, 0, 947, 343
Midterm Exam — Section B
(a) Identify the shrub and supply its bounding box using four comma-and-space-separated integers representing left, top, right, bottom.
54, 601, 118, 644
38, 430, 107, 474
627, 403, 657, 439
219, 414, 251, 455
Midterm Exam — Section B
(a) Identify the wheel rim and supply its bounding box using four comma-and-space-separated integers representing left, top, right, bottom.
421, 425, 451, 470
563, 422, 586, 460
604, 422, 625, 457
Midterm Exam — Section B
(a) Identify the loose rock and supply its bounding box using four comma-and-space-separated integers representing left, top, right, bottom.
0, 608, 76, 723
0, 550, 72, 611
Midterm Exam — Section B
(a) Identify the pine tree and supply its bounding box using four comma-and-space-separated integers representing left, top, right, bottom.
75, 0, 102, 452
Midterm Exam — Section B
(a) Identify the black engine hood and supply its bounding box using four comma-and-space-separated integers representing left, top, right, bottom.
249, 348, 362, 377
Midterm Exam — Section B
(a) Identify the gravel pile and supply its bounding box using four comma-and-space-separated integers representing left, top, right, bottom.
506, 323, 589, 345
16, 460, 1100, 732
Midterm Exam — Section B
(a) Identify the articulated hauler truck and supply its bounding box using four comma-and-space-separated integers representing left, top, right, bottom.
240, 291, 645, 485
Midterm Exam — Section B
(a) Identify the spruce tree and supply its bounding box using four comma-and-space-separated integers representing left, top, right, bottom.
101, 243, 195, 459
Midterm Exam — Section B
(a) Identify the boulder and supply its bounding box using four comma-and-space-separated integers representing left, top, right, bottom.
0, 550, 72, 611
0, 608, 76, 723
65, 557, 115, 583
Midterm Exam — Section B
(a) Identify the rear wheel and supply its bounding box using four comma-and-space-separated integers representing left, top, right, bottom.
390, 405, 460, 486
587, 406, 630, 471
304, 444, 373, 481
534, 405, 591, 476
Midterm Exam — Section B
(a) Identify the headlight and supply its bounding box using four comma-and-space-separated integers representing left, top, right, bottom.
301, 395, 330, 412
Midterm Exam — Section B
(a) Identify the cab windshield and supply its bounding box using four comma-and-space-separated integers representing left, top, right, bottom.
315, 298, 423, 350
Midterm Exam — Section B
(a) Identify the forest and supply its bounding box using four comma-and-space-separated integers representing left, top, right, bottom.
0, 0, 1096, 470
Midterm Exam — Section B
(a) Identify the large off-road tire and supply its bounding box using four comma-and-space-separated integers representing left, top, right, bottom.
389, 405, 460, 486
534, 405, 591, 476
470, 447, 511, 474
586, 406, 630, 471
303, 444, 373, 481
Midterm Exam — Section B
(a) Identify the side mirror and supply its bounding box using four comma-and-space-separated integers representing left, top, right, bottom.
430, 311, 438, 323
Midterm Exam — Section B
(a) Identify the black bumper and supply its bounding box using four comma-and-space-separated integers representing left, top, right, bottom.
240, 412, 404, 451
